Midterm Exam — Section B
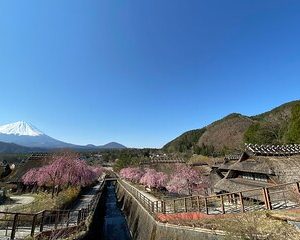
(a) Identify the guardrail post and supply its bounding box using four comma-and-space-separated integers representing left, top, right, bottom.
238, 192, 244, 213
151, 201, 154, 213
40, 210, 46, 232
10, 213, 18, 240
31, 214, 37, 237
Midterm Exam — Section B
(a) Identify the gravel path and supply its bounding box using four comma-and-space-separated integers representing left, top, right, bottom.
0, 196, 35, 211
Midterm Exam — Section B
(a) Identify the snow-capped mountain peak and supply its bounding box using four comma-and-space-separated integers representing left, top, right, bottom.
0, 121, 44, 136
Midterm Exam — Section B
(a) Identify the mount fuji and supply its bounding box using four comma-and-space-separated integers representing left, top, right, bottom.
0, 121, 126, 149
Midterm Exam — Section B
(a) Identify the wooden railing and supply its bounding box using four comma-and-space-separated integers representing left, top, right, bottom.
117, 180, 300, 215
0, 181, 105, 239
117, 179, 165, 213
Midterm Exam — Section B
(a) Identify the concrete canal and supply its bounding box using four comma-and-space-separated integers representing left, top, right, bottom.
85, 179, 222, 240
84, 181, 132, 240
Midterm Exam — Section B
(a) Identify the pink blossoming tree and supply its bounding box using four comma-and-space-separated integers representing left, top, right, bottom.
119, 167, 144, 183
166, 164, 207, 195
22, 152, 103, 197
22, 168, 39, 186
139, 168, 168, 189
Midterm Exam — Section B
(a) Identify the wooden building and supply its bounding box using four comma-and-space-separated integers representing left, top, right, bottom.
211, 144, 300, 198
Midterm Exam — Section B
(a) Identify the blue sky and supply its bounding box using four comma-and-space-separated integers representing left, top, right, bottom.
0, 0, 300, 148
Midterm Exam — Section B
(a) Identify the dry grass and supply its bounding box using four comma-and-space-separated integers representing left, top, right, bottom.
220, 211, 300, 240
188, 154, 221, 166
157, 211, 300, 240
9, 187, 80, 213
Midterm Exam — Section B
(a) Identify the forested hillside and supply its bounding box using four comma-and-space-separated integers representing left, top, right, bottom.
163, 100, 300, 156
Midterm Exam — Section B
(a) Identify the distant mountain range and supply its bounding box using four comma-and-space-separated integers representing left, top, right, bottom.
163, 100, 300, 155
0, 121, 126, 152
0, 141, 43, 153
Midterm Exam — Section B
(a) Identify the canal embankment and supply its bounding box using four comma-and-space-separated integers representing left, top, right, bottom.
83, 180, 131, 240
83, 178, 224, 240
116, 180, 224, 240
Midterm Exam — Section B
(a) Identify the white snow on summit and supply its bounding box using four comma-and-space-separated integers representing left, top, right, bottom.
0, 121, 44, 136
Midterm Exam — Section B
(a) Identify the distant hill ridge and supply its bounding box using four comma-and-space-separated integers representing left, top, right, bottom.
0, 121, 126, 151
0, 141, 43, 153
163, 100, 300, 155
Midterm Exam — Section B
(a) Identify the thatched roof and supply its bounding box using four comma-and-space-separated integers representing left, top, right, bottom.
228, 155, 300, 183
245, 143, 300, 156
3, 153, 51, 183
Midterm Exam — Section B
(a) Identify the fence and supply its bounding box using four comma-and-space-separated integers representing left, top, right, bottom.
117, 179, 165, 213
0, 181, 105, 240
117, 179, 300, 215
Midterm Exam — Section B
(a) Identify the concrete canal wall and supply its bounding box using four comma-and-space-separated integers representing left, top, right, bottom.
116, 182, 224, 240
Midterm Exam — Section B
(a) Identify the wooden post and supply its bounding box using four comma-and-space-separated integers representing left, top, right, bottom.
40, 210, 46, 232
265, 188, 272, 210
11, 213, 18, 240
66, 211, 71, 227
238, 192, 244, 213
31, 214, 37, 237
197, 196, 201, 212
220, 195, 225, 214
54, 211, 59, 229
163, 201, 166, 214
262, 188, 269, 210
173, 200, 176, 213
77, 210, 82, 225
184, 198, 187, 212
204, 197, 208, 214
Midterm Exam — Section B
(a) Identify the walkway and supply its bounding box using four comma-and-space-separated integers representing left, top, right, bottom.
66, 181, 104, 225
0, 196, 34, 212
122, 180, 159, 202
0, 179, 104, 240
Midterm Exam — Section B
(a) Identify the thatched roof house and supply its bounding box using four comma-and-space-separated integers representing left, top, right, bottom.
3, 153, 51, 184
212, 144, 300, 196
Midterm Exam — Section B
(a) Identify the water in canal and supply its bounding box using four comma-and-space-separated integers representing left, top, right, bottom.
101, 182, 132, 240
